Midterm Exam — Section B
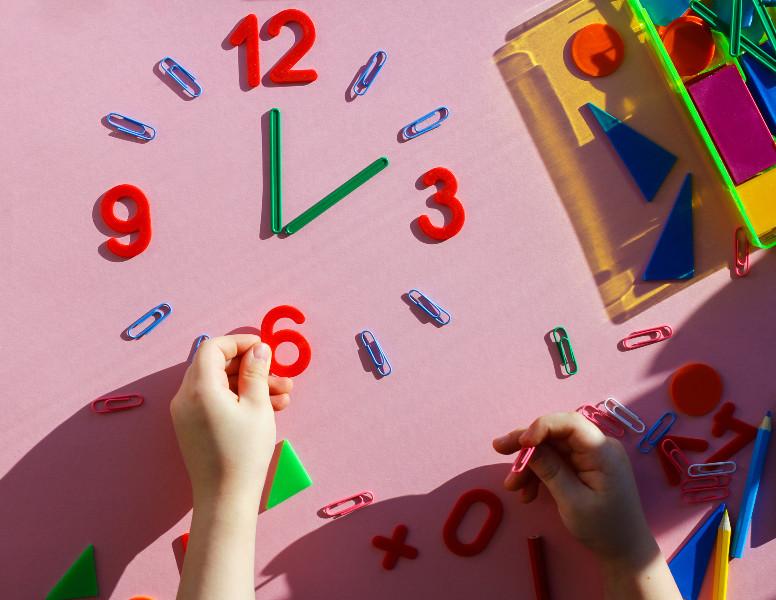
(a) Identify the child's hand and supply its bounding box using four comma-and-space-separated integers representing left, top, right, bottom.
492, 412, 653, 563
171, 334, 293, 508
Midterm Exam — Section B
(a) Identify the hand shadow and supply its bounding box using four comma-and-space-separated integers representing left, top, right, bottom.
0, 363, 191, 598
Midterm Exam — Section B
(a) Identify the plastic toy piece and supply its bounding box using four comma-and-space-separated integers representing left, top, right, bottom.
401, 107, 450, 140
100, 183, 153, 259
687, 64, 776, 184
260, 305, 311, 378
578, 404, 626, 437
228, 14, 260, 88
731, 0, 744, 55
359, 330, 391, 377
734, 227, 751, 277
417, 167, 465, 241
713, 0, 755, 28
269, 108, 282, 234
707, 402, 758, 462
443, 489, 504, 557
658, 435, 711, 486
660, 16, 716, 76
527, 536, 552, 600
91, 394, 144, 414
407, 289, 452, 325
586, 103, 677, 202
643, 0, 691, 26
126, 303, 173, 340
753, 0, 776, 51
266, 9, 318, 84
129, 596, 154, 600
106, 113, 156, 141
668, 504, 726, 600
265, 440, 312, 509
670, 363, 722, 416
570, 23, 625, 77
661, 438, 691, 484
46, 544, 98, 600
511, 446, 536, 473
688, 461, 737, 476
643, 174, 694, 281
372, 524, 418, 570
741, 43, 776, 134
284, 157, 389, 234
682, 486, 730, 504
638, 412, 677, 453
160, 57, 202, 98
603, 397, 646, 433
181, 532, 189, 554
321, 491, 374, 518
620, 325, 673, 350
550, 326, 577, 376
353, 50, 387, 96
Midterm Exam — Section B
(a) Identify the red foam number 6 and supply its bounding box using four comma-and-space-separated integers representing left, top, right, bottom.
100, 183, 152, 259
260, 305, 312, 377
417, 167, 465, 241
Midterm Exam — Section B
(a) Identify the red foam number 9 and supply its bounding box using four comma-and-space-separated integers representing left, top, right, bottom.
228, 14, 261, 88
100, 184, 152, 259
260, 305, 312, 377
266, 9, 318, 84
418, 167, 465, 241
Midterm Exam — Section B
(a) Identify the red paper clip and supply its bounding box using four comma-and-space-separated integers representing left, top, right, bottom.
681, 474, 731, 491
320, 491, 374, 518
734, 227, 750, 277
660, 438, 690, 480
578, 404, 626, 437
91, 394, 144, 414
681, 485, 730, 504
620, 326, 673, 350
512, 446, 536, 473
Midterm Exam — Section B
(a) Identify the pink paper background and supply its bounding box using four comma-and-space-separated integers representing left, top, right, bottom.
1, 0, 775, 598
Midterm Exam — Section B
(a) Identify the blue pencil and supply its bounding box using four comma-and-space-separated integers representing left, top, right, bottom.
730, 411, 772, 558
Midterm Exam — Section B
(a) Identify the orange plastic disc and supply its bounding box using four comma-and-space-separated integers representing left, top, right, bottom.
661, 16, 716, 77
670, 363, 723, 416
570, 23, 625, 77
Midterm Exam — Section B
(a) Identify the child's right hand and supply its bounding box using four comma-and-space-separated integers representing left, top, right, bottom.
492, 412, 654, 564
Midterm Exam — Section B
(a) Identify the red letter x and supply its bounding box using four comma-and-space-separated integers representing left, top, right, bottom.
372, 524, 418, 570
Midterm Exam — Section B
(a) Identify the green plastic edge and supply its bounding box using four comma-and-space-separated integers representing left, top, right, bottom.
625, 0, 771, 248
265, 440, 313, 510
46, 544, 99, 600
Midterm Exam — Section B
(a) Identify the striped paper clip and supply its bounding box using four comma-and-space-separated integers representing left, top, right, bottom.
106, 113, 156, 141
353, 50, 387, 96
401, 106, 450, 140
578, 404, 626, 437
603, 397, 646, 433
638, 412, 677, 454
360, 330, 391, 376
408, 289, 451, 325
620, 326, 673, 350
160, 57, 203, 98
688, 461, 737, 477
320, 491, 375, 518
734, 227, 750, 277
551, 326, 578, 376
661, 438, 690, 478
91, 394, 145, 414
511, 446, 536, 473
126, 303, 173, 339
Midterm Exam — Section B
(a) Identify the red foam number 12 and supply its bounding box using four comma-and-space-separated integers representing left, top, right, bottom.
228, 11, 317, 89
260, 305, 312, 378
418, 167, 465, 241
100, 183, 152, 258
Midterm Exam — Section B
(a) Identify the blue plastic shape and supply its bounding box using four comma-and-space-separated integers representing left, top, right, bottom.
742, 43, 776, 134
714, 0, 755, 28
644, 174, 694, 281
668, 503, 726, 600
586, 103, 677, 202
642, 0, 690, 25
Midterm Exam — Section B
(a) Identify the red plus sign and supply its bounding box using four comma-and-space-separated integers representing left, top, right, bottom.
371, 524, 419, 570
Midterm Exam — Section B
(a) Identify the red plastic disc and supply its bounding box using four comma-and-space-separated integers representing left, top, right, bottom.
570, 23, 625, 78
670, 363, 723, 416
661, 16, 715, 77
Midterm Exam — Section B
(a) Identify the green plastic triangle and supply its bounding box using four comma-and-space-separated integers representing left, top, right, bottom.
46, 544, 99, 600
265, 440, 312, 509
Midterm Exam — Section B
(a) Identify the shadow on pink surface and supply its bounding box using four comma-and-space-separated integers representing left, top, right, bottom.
0, 363, 191, 599
261, 464, 604, 600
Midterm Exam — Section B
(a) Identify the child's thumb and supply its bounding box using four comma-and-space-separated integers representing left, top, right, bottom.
529, 444, 583, 502
238, 342, 272, 406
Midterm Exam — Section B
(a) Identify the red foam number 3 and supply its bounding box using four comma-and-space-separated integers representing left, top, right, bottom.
100, 184, 152, 259
266, 9, 318, 84
260, 305, 312, 377
228, 14, 261, 88
418, 167, 465, 241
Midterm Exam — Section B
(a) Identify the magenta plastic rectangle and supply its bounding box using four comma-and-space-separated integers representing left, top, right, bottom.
687, 64, 776, 184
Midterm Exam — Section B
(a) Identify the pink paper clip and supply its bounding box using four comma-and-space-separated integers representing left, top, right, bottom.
511, 446, 536, 473
681, 486, 730, 504
660, 438, 690, 479
320, 491, 374, 518
578, 404, 626, 437
620, 326, 673, 350
680, 474, 731, 492
91, 394, 145, 414
734, 227, 750, 277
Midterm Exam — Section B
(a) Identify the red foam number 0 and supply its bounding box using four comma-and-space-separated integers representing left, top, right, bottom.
228, 10, 317, 88
417, 167, 465, 241
260, 305, 312, 377
100, 183, 152, 259
443, 489, 503, 557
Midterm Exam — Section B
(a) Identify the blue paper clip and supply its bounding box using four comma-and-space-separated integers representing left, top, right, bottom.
106, 113, 156, 141
401, 106, 450, 140
160, 57, 203, 98
408, 289, 451, 325
359, 330, 391, 376
638, 412, 677, 454
353, 50, 387, 96
126, 303, 172, 339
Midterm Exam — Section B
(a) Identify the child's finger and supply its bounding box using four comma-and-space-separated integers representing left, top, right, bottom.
504, 465, 537, 492
520, 476, 540, 503
527, 443, 586, 502
270, 393, 291, 411
193, 335, 261, 380
519, 412, 605, 452
492, 428, 528, 455
269, 376, 293, 396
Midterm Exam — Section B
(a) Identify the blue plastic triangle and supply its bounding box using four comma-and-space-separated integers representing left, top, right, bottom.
668, 504, 726, 600
586, 103, 677, 202
742, 43, 776, 134
644, 174, 694, 281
